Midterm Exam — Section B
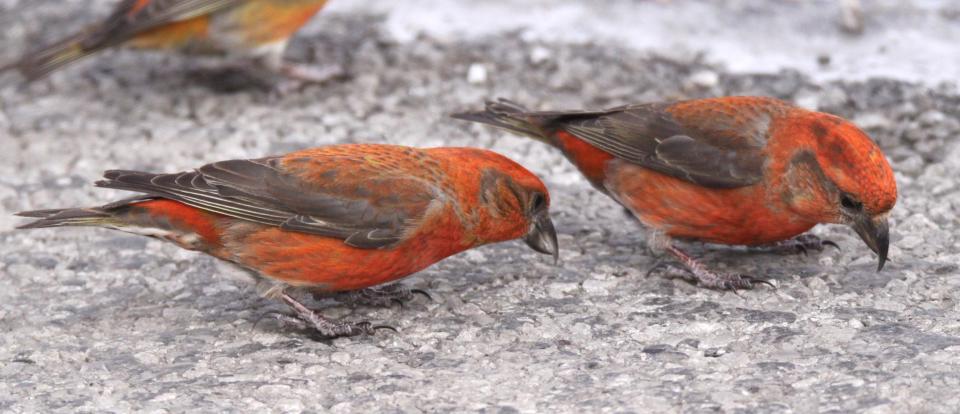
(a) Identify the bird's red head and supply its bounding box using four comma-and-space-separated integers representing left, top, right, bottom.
774, 110, 897, 270
428, 148, 558, 261
808, 113, 897, 214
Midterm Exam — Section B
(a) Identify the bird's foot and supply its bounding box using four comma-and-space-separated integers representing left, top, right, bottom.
656, 245, 774, 291
763, 234, 839, 256
267, 313, 394, 338
327, 284, 432, 308
273, 292, 395, 338
267, 64, 345, 96
675, 268, 773, 291
276, 62, 347, 84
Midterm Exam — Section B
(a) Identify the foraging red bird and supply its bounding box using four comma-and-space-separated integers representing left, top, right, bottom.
454, 96, 896, 290
2, 0, 336, 82
16, 144, 558, 337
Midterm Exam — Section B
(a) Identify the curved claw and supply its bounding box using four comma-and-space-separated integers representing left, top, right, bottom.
747, 276, 776, 289
795, 244, 809, 256
411, 289, 434, 302
350, 321, 398, 336
390, 298, 405, 309
822, 240, 840, 251
645, 259, 671, 278
371, 324, 399, 334
251, 311, 278, 331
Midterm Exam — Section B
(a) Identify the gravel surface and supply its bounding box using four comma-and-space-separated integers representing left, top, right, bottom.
1, 1, 959, 413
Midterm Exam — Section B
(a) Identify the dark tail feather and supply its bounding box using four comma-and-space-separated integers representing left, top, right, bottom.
15, 195, 154, 229
3, 34, 100, 82
15, 207, 114, 229
29, 170, 172, 229
96, 170, 163, 192
451, 98, 546, 139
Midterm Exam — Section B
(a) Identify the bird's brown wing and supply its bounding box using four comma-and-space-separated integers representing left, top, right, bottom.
541, 99, 780, 188
81, 0, 242, 49
95, 150, 443, 249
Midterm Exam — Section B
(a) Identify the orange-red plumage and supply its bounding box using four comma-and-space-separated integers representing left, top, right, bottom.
16, 144, 559, 336
136, 199, 224, 247
554, 131, 614, 187
4, 0, 333, 82
455, 96, 897, 290
128, 0, 153, 16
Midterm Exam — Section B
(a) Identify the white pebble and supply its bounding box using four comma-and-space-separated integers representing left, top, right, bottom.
467, 63, 488, 84
530, 46, 552, 64
687, 70, 719, 88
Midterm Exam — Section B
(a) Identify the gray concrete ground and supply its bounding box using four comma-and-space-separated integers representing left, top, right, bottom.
1, 0, 959, 412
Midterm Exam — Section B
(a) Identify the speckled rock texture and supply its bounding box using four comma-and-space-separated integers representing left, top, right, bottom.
1, 1, 959, 413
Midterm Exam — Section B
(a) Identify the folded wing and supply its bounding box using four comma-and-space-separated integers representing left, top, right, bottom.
82, 0, 242, 48
97, 152, 442, 249
542, 101, 772, 188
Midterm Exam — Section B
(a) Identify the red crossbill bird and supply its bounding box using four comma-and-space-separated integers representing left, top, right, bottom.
2, 0, 337, 83
453, 96, 896, 291
16, 144, 559, 337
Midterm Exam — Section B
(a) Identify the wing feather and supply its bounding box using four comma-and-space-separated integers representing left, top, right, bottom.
545, 101, 772, 188
95, 151, 441, 249
82, 0, 242, 48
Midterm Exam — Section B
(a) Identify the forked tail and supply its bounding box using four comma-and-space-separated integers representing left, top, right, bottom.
451, 99, 546, 140
2, 34, 101, 81
15, 207, 116, 229
15, 196, 152, 229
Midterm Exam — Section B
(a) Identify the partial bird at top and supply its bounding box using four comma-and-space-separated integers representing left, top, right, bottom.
2, 0, 340, 85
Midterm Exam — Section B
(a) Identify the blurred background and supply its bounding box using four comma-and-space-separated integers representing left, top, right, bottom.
1, 1, 958, 412
334, 0, 960, 84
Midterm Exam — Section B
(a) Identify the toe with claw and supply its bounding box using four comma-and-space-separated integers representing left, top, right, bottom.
276, 291, 395, 338
329, 284, 432, 308
766, 234, 840, 255
656, 244, 776, 292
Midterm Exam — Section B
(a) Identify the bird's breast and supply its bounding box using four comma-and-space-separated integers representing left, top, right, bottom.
207, 1, 327, 52
225, 209, 471, 292
605, 162, 817, 246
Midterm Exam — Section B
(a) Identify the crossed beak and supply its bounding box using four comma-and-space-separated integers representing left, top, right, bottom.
524, 212, 559, 264
852, 214, 889, 271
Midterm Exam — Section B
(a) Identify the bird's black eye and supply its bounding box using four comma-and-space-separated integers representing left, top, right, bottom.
840, 193, 863, 211
530, 192, 546, 212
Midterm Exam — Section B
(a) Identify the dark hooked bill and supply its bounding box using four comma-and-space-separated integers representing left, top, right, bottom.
525, 212, 559, 264
852, 215, 889, 271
